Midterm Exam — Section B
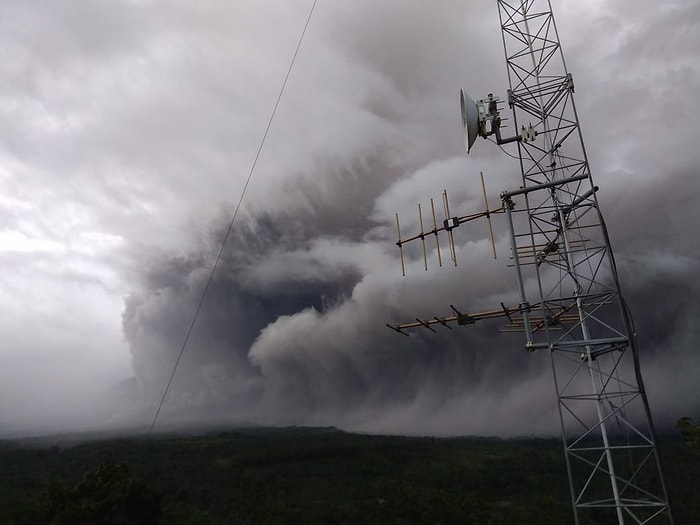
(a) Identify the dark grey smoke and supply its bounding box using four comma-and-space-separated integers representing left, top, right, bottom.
601, 170, 700, 429
1, 1, 697, 438
119, 0, 700, 436
122, 167, 700, 435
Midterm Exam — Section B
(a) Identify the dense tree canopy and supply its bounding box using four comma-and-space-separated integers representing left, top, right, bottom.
38, 461, 161, 525
0, 428, 697, 524
677, 417, 700, 447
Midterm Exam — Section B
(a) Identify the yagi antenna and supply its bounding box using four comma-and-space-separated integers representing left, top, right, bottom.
393, 174, 501, 276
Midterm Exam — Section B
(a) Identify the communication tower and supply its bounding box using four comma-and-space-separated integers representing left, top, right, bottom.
387, 2, 673, 523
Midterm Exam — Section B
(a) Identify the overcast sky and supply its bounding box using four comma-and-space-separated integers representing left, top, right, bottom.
1, 0, 699, 437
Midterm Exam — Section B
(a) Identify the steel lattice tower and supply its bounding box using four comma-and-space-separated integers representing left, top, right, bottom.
388, 1, 674, 523
497, 1, 671, 523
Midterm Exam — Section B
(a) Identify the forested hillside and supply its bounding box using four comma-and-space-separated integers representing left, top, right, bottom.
1, 427, 697, 524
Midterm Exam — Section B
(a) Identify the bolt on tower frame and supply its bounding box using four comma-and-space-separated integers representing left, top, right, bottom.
496, 1, 672, 523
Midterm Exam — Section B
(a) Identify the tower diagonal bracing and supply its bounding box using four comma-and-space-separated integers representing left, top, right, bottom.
497, 1, 673, 523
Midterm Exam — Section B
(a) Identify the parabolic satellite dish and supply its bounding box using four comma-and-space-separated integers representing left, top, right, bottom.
460, 89, 480, 153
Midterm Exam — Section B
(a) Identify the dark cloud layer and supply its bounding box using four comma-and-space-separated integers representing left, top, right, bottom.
123, 170, 700, 436
1, 1, 699, 437
120, 1, 700, 436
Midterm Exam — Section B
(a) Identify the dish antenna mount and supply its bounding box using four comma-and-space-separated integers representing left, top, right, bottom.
460, 89, 536, 153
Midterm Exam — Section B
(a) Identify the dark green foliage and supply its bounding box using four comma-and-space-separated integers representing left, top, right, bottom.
37, 460, 161, 525
677, 417, 700, 447
0, 427, 697, 524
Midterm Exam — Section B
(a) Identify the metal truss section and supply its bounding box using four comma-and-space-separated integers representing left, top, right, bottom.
497, 1, 672, 523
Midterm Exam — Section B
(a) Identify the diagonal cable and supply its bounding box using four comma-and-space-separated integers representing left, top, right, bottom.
148, 0, 319, 437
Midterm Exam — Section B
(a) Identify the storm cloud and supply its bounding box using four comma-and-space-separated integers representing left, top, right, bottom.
1, 0, 699, 436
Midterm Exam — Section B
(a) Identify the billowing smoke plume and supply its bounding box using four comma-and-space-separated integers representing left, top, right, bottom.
120, 0, 700, 436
